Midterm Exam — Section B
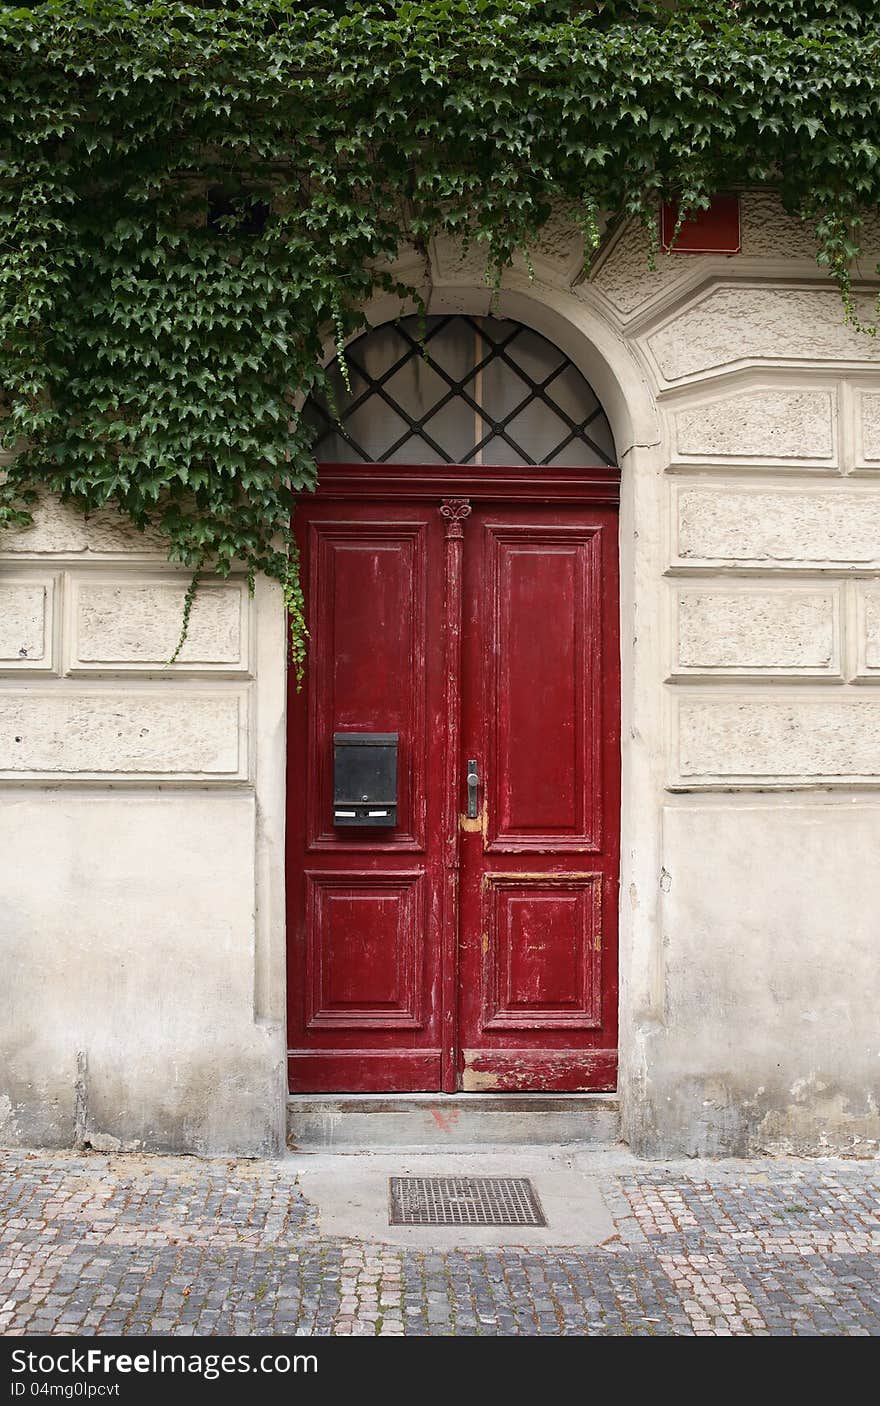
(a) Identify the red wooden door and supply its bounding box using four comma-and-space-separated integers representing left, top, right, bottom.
286, 498, 446, 1092
287, 467, 619, 1093
457, 503, 619, 1091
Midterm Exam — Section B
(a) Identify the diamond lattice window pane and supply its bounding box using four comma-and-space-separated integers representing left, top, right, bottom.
545, 437, 602, 467
542, 363, 600, 425
423, 398, 488, 464
479, 317, 522, 346
503, 327, 567, 384
504, 398, 573, 465
481, 436, 530, 467
311, 429, 368, 463
386, 438, 447, 464
416, 317, 481, 384
478, 356, 533, 423
382, 358, 450, 423
570, 411, 616, 466
322, 361, 371, 415
342, 399, 409, 461
350, 323, 411, 383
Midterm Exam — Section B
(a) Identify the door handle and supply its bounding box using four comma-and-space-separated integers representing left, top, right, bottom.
466, 759, 479, 820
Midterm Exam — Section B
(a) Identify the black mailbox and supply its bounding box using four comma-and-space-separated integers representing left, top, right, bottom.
333, 732, 398, 827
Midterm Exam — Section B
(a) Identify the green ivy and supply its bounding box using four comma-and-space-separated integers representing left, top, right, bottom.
2, 1, 880, 668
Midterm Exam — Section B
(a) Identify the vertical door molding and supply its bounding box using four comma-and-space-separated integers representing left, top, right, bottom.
439, 497, 471, 1090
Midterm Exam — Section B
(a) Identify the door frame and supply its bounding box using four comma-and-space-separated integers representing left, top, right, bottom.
287, 461, 621, 1093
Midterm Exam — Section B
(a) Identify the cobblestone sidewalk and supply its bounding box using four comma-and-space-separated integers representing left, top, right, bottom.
1, 1149, 878, 1336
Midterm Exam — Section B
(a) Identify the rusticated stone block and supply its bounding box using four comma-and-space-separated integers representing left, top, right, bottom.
857, 586, 880, 679
675, 485, 880, 567
672, 388, 836, 463
70, 578, 247, 672
858, 392, 880, 464
0, 498, 163, 556
589, 222, 685, 316
0, 581, 53, 671
649, 287, 880, 382
674, 587, 838, 676
0, 692, 246, 778
866, 593, 880, 669
738, 190, 880, 259
676, 697, 880, 783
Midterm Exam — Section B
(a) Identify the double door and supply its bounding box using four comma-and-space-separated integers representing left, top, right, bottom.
286, 469, 619, 1092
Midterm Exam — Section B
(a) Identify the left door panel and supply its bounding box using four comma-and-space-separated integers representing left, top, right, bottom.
287, 501, 445, 1091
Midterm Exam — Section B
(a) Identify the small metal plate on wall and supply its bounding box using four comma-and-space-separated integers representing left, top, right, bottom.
389, 1176, 546, 1227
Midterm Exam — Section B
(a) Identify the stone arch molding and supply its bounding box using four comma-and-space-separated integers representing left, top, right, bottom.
319, 274, 663, 467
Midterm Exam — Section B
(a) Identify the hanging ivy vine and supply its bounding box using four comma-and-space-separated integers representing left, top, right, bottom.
2, 1, 879, 668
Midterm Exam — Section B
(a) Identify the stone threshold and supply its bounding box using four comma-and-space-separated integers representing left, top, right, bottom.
287, 1092, 620, 1150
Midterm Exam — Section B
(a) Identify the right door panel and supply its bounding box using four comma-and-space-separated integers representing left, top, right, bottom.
457, 504, 620, 1091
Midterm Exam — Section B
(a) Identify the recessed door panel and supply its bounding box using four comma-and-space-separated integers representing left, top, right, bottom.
481, 874, 602, 1031
305, 871, 425, 1030
307, 522, 427, 850
485, 527, 601, 851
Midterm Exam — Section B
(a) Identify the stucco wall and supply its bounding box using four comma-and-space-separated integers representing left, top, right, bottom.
2, 191, 879, 1157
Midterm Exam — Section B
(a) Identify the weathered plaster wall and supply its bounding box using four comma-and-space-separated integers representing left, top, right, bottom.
649, 802, 880, 1156
0, 517, 287, 1155
3, 192, 880, 1158
0, 793, 282, 1153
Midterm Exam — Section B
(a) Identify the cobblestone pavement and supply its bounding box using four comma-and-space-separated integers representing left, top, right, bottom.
1, 1148, 878, 1336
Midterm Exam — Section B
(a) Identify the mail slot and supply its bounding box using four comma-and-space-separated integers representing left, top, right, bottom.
333, 732, 398, 827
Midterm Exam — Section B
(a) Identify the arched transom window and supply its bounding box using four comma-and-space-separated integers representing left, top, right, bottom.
304, 315, 616, 467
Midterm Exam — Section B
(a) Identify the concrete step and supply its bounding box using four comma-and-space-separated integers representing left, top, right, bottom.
287, 1092, 619, 1149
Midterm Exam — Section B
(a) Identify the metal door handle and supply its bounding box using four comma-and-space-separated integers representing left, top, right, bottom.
466, 759, 479, 819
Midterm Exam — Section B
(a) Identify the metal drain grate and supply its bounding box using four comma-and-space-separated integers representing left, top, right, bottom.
389, 1176, 546, 1227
